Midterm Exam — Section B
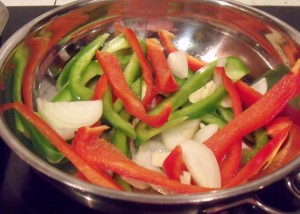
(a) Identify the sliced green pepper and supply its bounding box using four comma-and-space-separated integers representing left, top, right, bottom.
150, 61, 216, 115
113, 109, 131, 157
217, 106, 234, 123
69, 33, 109, 100
201, 112, 226, 129
169, 86, 226, 120
103, 87, 136, 138
136, 116, 188, 146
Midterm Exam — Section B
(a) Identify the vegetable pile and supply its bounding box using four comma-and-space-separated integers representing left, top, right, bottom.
2, 25, 300, 194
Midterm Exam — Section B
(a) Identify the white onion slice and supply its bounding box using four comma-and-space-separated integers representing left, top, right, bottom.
161, 119, 200, 150
151, 151, 170, 167
193, 123, 219, 144
133, 140, 168, 172
251, 77, 268, 95
122, 177, 149, 190
180, 171, 192, 185
180, 140, 221, 188
37, 98, 102, 140
219, 95, 233, 108
188, 80, 217, 103
167, 50, 188, 78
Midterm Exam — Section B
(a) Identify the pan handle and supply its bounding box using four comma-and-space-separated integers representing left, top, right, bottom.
202, 196, 291, 214
285, 170, 300, 200
203, 174, 300, 214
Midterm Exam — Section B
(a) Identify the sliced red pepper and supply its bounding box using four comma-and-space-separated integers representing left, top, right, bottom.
92, 74, 108, 100
158, 29, 207, 71
72, 127, 213, 194
234, 80, 262, 108
235, 79, 300, 125
1, 102, 122, 190
22, 38, 49, 111
205, 62, 300, 163
225, 126, 291, 187
146, 38, 179, 94
122, 27, 157, 107
215, 67, 242, 186
265, 117, 293, 138
96, 51, 172, 128
162, 145, 187, 181
257, 124, 300, 177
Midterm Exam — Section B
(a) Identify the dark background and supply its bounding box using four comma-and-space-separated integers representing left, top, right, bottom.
0, 6, 300, 214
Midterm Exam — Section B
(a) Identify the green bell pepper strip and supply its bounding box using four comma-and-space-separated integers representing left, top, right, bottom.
241, 128, 269, 164
56, 33, 108, 93
201, 112, 226, 129
12, 44, 30, 133
101, 33, 130, 53
130, 77, 143, 100
135, 116, 188, 146
69, 33, 109, 100
169, 86, 226, 120
52, 61, 102, 102
102, 87, 136, 138
113, 109, 131, 157
51, 85, 73, 102
81, 60, 103, 84
217, 106, 234, 123
20, 113, 65, 163
114, 175, 133, 192
9, 43, 64, 162
149, 61, 216, 116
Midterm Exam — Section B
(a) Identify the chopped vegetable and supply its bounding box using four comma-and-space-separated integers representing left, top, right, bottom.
37, 99, 103, 140
3, 27, 300, 195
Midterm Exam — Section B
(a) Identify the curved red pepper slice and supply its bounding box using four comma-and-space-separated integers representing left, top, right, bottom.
96, 51, 171, 128
234, 80, 262, 108
235, 79, 300, 125
215, 67, 242, 186
225, 126, 291, 187
1, 102, 122, 190
205, 61, 300, 162
122, 27, 157, 107
162, 145, 187, 181
92, 74, 108, 100
22, 38, 49, 110
146, 38, 178, 94
158, 29, 207, 71
257, 124, 300, 177
72, 127, 213, 194
265, 117, 293, 138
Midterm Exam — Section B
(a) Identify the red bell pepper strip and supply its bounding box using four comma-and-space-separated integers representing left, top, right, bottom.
205, 61, 300, 163
215, 67, 242, 186
234, 80, 262, 108
257, 124, 300, 177
72, 127, 213, 194
96, 51, 172, 128
158, 29, 207, 71
146, 38, 179, 94
225, 126, 291, 187
22, 37, 49, 111
122, 27, 157, 107
1, 102, 122, 190
235, 79, 300, 125
265, 117, 293, 138
92, 74, 108, 100
162, 145, 187, 181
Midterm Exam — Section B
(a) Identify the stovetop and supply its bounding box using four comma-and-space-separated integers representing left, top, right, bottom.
0, 5, 300, 214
